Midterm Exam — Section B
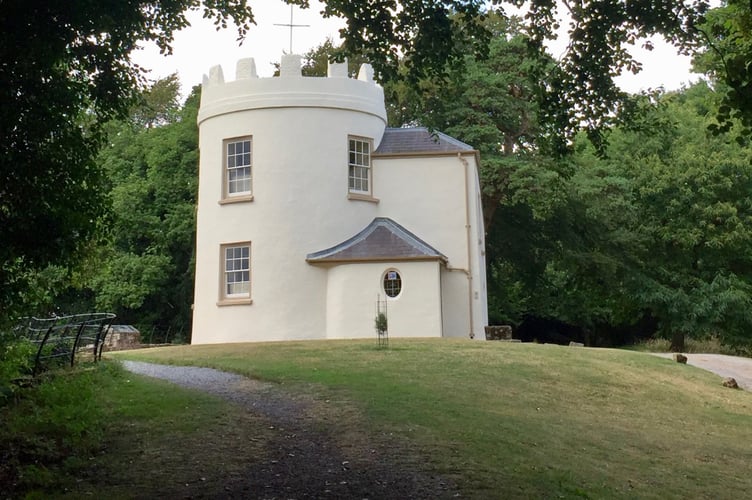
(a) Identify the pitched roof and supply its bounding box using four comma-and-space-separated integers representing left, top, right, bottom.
306, 217, 447, 263
374, 127, 474, 155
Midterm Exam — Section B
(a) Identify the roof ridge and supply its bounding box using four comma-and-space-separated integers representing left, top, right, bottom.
307, 217, 447, 263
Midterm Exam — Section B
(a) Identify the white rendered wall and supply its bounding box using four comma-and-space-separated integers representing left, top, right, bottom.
192, 58, 387, 344
191, 56, 488, 344
441, 269, 471, 337
469, 163, 489, 337
325, 261, 443, 339
373, 153, 488, 339
373, 155, 467, 263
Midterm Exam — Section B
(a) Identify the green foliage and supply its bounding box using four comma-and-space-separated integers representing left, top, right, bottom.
387, 14, 564, 229
693, 0, 752, 138
92, 253, 174, 311
476, 79, 752, 348
631, 336, 752, 356
320, 0, 490, 83
0, 266, 75, 322
2, 360, 276, 497
0, 334, 35, 406
0, 363, 115, 493
569, 82, 752, 346
374, 312, 388, 334
89, 81, 200, 337
4, 78, 199, 338
522, 0, 707, 148
131, 74, 182, 128
0, 1, 254, 321
380, 11, 752, 348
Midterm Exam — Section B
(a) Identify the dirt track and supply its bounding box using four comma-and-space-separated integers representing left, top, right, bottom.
121, 360, 458, 499
651, 353, 752, 390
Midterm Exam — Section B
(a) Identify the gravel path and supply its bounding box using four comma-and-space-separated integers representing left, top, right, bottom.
650, 353, 752, 390
120, 360, 458, 499
121, 361, 307, 423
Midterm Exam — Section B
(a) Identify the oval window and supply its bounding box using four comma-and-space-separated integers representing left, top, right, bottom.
383, 270, 402, 298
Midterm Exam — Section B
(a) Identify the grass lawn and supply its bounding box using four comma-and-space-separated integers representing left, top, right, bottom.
111, 339, 752, 499
0, 363, 274, 498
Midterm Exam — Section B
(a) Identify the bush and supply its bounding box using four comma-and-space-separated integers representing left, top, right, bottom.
0, 333, 35, 406
631, 336, 750, 356
0, 363, 119, 495
374, 312, 388, 334
12, 368, 105, 456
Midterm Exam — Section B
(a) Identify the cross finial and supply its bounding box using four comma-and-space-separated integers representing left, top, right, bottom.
274, 5, 310, 54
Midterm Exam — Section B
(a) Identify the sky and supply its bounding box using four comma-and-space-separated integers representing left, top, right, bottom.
132, 2, 343, 94
132, 1, 702, 98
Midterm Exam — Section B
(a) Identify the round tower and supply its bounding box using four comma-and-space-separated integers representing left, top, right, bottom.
192, 55, 388, 343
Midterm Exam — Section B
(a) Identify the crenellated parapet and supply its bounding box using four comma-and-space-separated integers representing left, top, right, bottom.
198, 54, 386, 125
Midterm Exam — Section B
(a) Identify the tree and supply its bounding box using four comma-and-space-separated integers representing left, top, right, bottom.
379, 16, 586, 335
484, 82, 752, 348
320, 0, 735, 142
573, 83, 752, 350
0, 0, 482, 318
387, 15, 566, 227
692, 0, 752, 138
91, 81, 200, 339
312, 0, 752, 153
0, 1, 254, 319
4, 0, 751, 322
131, 74, 183, 129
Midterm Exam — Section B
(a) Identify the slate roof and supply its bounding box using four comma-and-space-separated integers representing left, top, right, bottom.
374, 127, 474, 155
306, 217, 447, 263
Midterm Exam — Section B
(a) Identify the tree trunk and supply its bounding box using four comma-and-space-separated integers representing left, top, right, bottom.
583, 328, 592, 347
669, 331, 685, 352
481, 193, 502, 234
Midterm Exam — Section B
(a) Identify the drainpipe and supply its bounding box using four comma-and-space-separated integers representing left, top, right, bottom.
459, 153, 474, 339
443, 154, 477, 339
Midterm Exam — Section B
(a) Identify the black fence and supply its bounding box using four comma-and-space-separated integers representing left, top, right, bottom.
18, 313, 116, 374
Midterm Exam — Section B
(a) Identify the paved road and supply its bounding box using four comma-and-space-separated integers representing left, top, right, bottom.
651, 353, 752, 391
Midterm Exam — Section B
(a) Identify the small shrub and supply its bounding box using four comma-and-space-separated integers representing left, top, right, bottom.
0, 334, 36, 406
630, 338, 671, 352
374, 312, 388, 334
631, 336, 749, 356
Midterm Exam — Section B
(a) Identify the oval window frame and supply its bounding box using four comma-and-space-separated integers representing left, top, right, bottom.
382, 269, 403, 299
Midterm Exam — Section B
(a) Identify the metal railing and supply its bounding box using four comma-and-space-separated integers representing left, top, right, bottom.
18, 313, 116, 374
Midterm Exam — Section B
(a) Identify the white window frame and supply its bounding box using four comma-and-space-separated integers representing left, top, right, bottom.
383, 269, 403, 299
348, 136, 372, 195
218, 242, 253, 306
221, 136, 253, 203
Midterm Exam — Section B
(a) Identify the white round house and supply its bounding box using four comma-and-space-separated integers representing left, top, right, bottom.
191, 54, 488, 344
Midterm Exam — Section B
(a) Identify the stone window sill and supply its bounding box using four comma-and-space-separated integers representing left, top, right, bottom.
216, 298, 253, 307
347, 193, 379, 203
219, 194, 254, 205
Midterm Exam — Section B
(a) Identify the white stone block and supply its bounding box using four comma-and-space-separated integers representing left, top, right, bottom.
236, 58, 258, 79
358, 64, 375, 83
328, 60, 348, 78
208, 65, 224, 85
280, 54, 302, 77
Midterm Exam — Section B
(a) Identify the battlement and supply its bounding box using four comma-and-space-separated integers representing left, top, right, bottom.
198, 54, 386, 125
201, 54, 376, 85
